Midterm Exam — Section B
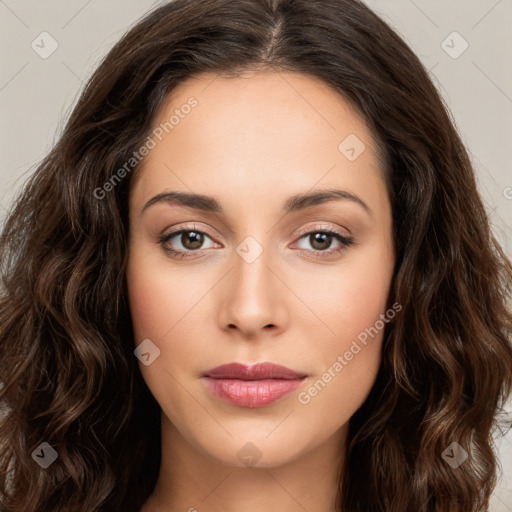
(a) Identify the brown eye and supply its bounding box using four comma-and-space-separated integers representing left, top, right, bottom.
180, 231, 204, 250
293, 228, 355, 259
309, 232, 333, 251
158, 228, 219, 259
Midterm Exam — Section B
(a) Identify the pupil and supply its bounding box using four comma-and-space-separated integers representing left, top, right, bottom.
183, 231, 203, 249
311, 233, 331, 251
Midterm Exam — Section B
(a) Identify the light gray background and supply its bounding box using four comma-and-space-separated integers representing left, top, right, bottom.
0, 0, 511, 510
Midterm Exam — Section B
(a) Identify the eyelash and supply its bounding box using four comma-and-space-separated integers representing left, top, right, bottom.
158, 225, 355, 260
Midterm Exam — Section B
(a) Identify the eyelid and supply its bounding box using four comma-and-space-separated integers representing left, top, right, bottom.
160, 222, 218, 241
293, 223, 351, 239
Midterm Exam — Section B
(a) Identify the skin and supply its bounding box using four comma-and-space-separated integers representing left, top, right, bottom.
126, 69, 396, 512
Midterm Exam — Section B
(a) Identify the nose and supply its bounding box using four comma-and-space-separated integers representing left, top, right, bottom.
217, 245, 288, 339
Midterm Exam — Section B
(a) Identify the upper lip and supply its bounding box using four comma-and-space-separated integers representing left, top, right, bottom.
202, 362, 307, 380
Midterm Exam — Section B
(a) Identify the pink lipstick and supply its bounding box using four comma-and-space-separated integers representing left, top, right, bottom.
201, 362, 307, 408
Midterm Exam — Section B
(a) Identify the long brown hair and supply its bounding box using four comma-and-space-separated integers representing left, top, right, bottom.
1, 0, 511, 510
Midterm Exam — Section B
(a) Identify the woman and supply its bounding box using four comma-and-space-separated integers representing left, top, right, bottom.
1, 0, 511, 511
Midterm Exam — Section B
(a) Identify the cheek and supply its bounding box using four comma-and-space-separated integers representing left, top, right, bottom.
126, 249, 209, 387
296, 246, 393, 412
126, 266, 172, 339
310, 246, 393, 348
126, 247, 198, 341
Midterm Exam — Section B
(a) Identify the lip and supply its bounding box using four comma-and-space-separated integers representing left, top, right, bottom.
202, 362, 307, 380
201, 362, 308, 408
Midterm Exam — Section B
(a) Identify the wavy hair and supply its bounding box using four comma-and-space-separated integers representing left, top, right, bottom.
1, 0, 512, 510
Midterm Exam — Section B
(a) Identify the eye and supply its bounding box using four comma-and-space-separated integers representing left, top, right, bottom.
158, 225, 355, 260
293, 227, 355, 259
158, 226, 219, 260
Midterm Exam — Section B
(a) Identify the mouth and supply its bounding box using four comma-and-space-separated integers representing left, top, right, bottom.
200, 362, 308, 408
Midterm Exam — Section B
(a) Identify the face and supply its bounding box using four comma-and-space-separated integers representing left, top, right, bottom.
126, 70, 395, 468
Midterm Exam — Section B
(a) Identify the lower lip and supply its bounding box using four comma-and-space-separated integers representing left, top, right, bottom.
202, 377, 306, 408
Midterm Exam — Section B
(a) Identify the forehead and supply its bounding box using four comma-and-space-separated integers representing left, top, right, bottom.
152, 69, 379, 157
130, 70, 387, 214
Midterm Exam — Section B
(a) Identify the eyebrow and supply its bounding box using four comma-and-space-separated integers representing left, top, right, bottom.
140, 188, 372, 217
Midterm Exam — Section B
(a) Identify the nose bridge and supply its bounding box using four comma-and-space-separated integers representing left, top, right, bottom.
232, 233, 274, 304
219, 231, 284, 334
